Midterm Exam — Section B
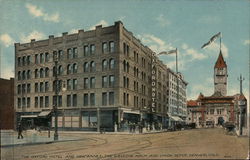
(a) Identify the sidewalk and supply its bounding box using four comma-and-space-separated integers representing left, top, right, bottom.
40, 128, 170, 135
0, 130, 81, 148
1, 129, 170, 147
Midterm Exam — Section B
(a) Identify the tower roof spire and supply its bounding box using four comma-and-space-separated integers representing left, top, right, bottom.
214, 50, 227, 68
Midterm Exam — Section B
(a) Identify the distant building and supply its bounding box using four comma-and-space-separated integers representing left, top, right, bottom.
0, 78, 14, 130
234, 94, 248, 136
14, 21, 187, 131
200, 93, 235, 127
167, 69, 188, 126
187, 93, 203, 127
187, 51, 247, 129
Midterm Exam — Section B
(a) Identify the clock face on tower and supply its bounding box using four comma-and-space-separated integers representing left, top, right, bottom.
219, 70, 223, 75
217, 68, 224, 75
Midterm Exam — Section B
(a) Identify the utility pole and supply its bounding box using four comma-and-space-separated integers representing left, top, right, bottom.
238, 74, 244, 95
237, 74, 245, 136
0, 44, 2, 78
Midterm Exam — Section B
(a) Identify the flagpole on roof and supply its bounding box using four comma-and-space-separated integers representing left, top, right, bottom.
220, 32, 222, 52
176, 48, 178, 73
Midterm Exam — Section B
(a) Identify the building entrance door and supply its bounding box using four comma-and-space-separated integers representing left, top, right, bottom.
218, 117, 224, 125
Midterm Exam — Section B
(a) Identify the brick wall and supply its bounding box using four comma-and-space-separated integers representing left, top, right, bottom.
0, 78, 14, 129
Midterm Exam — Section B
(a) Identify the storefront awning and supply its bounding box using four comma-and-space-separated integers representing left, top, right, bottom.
170, 116, 183, 122
38, 110, 52, 117
122, 108, 140, 114
21, 115, 38, 118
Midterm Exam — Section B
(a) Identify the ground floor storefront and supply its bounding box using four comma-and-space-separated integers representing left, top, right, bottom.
16, 107, 185, 132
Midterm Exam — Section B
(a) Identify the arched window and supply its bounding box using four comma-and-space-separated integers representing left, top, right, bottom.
45, 52, 49, 62
83, 62, 89, 72
27, 56, 31, 65
126, 62, 129, 73
67, 48, 72, 59
58, 65, 63, 75
53, 80, 62, 92
67, 64, 71, 74
40, 53, 44, 63
53, 80, 57, 91
45, 67, 49, 77
18, 71, 21, 80
72, 63, 77, 73
73, 48, 78, 58
109, 59, 115, 69
27, 70, 31, 79
40, 68, 44, 78
35, 69, 39, 78
53, 66, 57, 76
102, 60, 108, 71
90, 61, 95, 72
123, 60, 126, 72
18, 57, 21, 66
22, 71, 26, 80
133, 67, 136, 76
22, 57, 26, 66
53, 51, 57, 61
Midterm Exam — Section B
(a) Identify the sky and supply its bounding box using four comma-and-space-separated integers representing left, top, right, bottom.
0, 0, 249, 102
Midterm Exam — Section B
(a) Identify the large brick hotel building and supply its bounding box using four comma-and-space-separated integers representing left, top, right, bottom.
14, 21, 187, 131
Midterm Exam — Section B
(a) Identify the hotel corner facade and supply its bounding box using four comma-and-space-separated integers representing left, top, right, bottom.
14, 21, 187, 131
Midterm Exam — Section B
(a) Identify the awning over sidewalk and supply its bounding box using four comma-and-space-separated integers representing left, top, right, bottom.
38, 110, 52, 117
170, 116, 183, 122
122, 109, 140, 114
21, 115, 38, 118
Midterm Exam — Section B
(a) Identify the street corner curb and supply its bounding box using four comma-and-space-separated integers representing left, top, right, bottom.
1, 138, 85, 148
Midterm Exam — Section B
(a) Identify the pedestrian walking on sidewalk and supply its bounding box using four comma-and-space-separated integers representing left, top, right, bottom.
17, 122, 23, 139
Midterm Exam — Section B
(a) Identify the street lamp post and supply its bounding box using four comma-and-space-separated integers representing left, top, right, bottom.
53, 56, 59, 141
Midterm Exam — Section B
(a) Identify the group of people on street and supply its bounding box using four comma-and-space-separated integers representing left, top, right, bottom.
119, 120, 163, 133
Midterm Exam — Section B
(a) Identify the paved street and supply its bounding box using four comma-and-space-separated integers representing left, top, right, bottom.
1, 128, 249, 160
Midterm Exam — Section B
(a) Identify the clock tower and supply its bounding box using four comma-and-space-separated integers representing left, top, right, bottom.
214, 51, 227, 96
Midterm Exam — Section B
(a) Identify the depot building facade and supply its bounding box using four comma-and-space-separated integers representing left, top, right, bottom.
15, 21, 187, 131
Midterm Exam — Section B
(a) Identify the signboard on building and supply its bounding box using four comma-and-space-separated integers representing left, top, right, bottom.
151, 53, 156, 113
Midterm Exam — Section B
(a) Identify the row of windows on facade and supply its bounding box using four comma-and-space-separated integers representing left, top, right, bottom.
206, 108, 225, 115
17, 86, 184, 108
168, 81, 186, 93
19, 60, 172, 92
122, 60, 147, 80
191, 108, 224, 115
167, 89, 186, 100
18, 42, 177, 85
168, 98, 186, 108
152, 103, 168, 113
124, 92, 170, 111
124, 42, 148, 69
17, 95, 176, 112
17, 76, 115, 94
123, 76, 147, 95
18, 82, 185, 106
17, 92, 115, 108
17, 59, 115, 80
133, 96, 147, 109
17, 41, 115, 67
